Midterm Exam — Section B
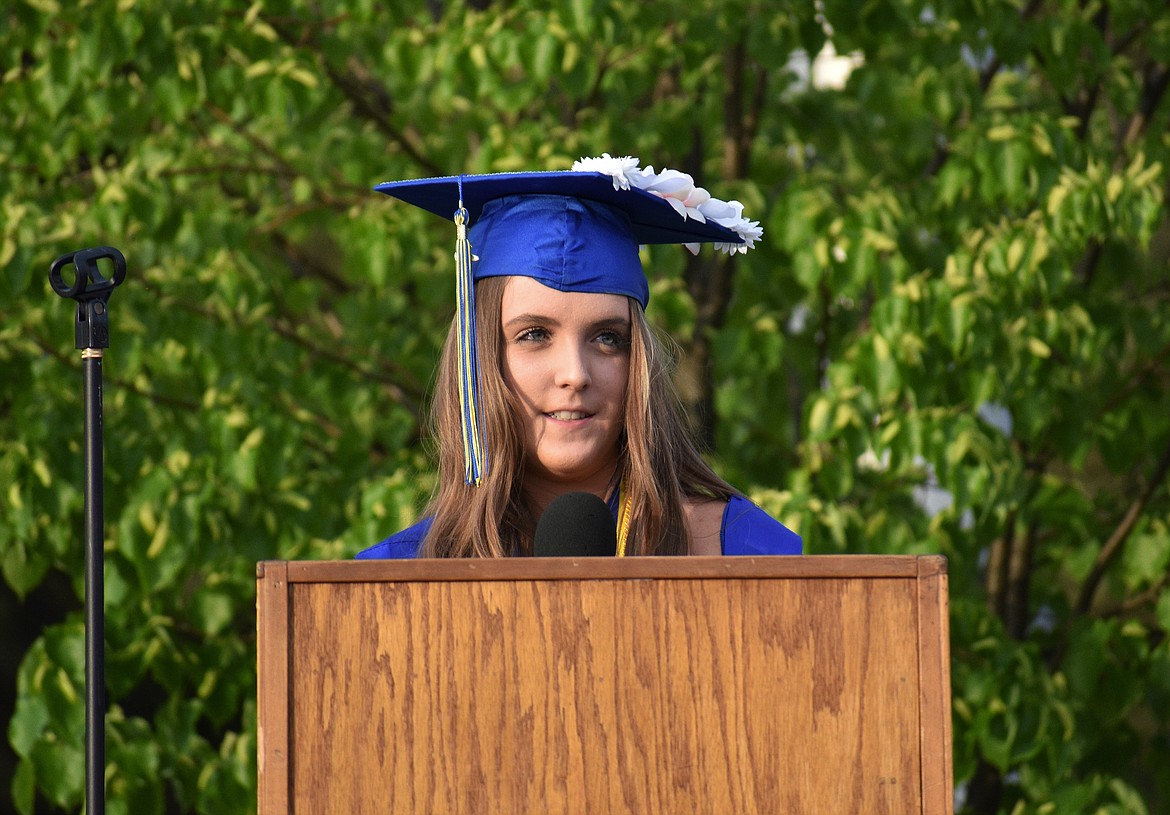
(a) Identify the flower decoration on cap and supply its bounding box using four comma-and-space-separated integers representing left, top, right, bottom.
570, 153, 763, 255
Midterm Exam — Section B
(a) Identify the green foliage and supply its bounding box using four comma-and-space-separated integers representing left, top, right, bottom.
2, 0, 1168, 813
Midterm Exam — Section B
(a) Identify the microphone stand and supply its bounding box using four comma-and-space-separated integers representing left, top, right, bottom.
49, 246, 127, 815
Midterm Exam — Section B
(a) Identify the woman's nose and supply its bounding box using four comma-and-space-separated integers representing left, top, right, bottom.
553, 342, 591, 389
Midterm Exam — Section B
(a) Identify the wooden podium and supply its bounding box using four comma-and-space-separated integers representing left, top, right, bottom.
256, 556, 952, 814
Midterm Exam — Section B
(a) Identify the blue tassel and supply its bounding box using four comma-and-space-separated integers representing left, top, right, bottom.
454, 178, 486, 485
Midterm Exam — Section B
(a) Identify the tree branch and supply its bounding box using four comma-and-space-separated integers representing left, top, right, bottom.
678, 33, 759, 445
25, 331, 203, 412
1097, 339, 1170, 418
154, 291, 426, 414
721, 37, 746, 178
1105, 570, 1170, 618
923, 0, 1043, 179
1074, 437, 1170, 614
1075, 237, 1103, 287
986, 509, 1015, 620
1004, 520, 1038, 640
319, 57, 443, 175
264, 14, 442, 176
1123, 62, 1170, 149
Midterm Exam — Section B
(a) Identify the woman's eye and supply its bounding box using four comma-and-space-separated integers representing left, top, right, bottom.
516, 327, 549, 343
596, 331, 629, 350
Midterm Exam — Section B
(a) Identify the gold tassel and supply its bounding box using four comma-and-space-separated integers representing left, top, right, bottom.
454, 199, 486, 485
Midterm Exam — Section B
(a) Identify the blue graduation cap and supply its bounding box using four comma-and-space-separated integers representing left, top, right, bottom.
374, 155, 762, 486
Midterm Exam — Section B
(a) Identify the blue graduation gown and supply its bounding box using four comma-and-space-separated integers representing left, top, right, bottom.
355, 494, 801, 559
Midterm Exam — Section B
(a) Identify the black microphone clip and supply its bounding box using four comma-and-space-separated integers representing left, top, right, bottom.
49, 246, 127, 351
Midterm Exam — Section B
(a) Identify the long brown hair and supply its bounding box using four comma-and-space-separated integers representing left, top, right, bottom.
420, 276, 733, 557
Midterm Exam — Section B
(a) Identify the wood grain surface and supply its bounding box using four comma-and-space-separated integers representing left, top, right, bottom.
256, 557, 951, 813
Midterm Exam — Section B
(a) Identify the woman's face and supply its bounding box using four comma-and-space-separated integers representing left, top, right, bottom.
500, 276, 631, 491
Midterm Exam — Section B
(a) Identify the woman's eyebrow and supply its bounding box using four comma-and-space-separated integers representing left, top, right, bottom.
588, 316, 631, 330
503, 313, 630, 330
502, 312, 558, 330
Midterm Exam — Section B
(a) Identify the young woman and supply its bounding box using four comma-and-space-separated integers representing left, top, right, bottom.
357, 156, 800, 559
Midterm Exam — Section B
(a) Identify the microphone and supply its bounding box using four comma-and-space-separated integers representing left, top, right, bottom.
534, 492, 617, 557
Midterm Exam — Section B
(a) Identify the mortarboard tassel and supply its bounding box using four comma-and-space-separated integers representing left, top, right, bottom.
454, 181, 487, 486
615, 477, 632, 556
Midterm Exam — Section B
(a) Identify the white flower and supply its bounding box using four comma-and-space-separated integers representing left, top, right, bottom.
631, 167, 693, 195
714, 217, 763, 254
571, 154, 763, 252
626, 167, 712, 222
697, 198, 764, 252
696, 197, 743, 221
571, 153, 641, 190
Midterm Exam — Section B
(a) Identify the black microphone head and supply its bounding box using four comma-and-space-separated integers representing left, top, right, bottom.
534, 492, 617, 557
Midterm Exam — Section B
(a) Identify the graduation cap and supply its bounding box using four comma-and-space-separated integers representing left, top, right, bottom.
374, 154, 763, 486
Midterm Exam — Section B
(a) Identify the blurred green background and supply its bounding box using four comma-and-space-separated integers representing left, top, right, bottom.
2, 1, 1168, 812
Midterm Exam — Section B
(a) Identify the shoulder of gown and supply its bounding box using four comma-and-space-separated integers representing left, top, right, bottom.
356, 495, 801, 558
354, 516, 432, 559
721, 494, 802, 555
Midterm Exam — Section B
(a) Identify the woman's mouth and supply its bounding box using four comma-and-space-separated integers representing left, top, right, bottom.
545, 410, 592, 421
